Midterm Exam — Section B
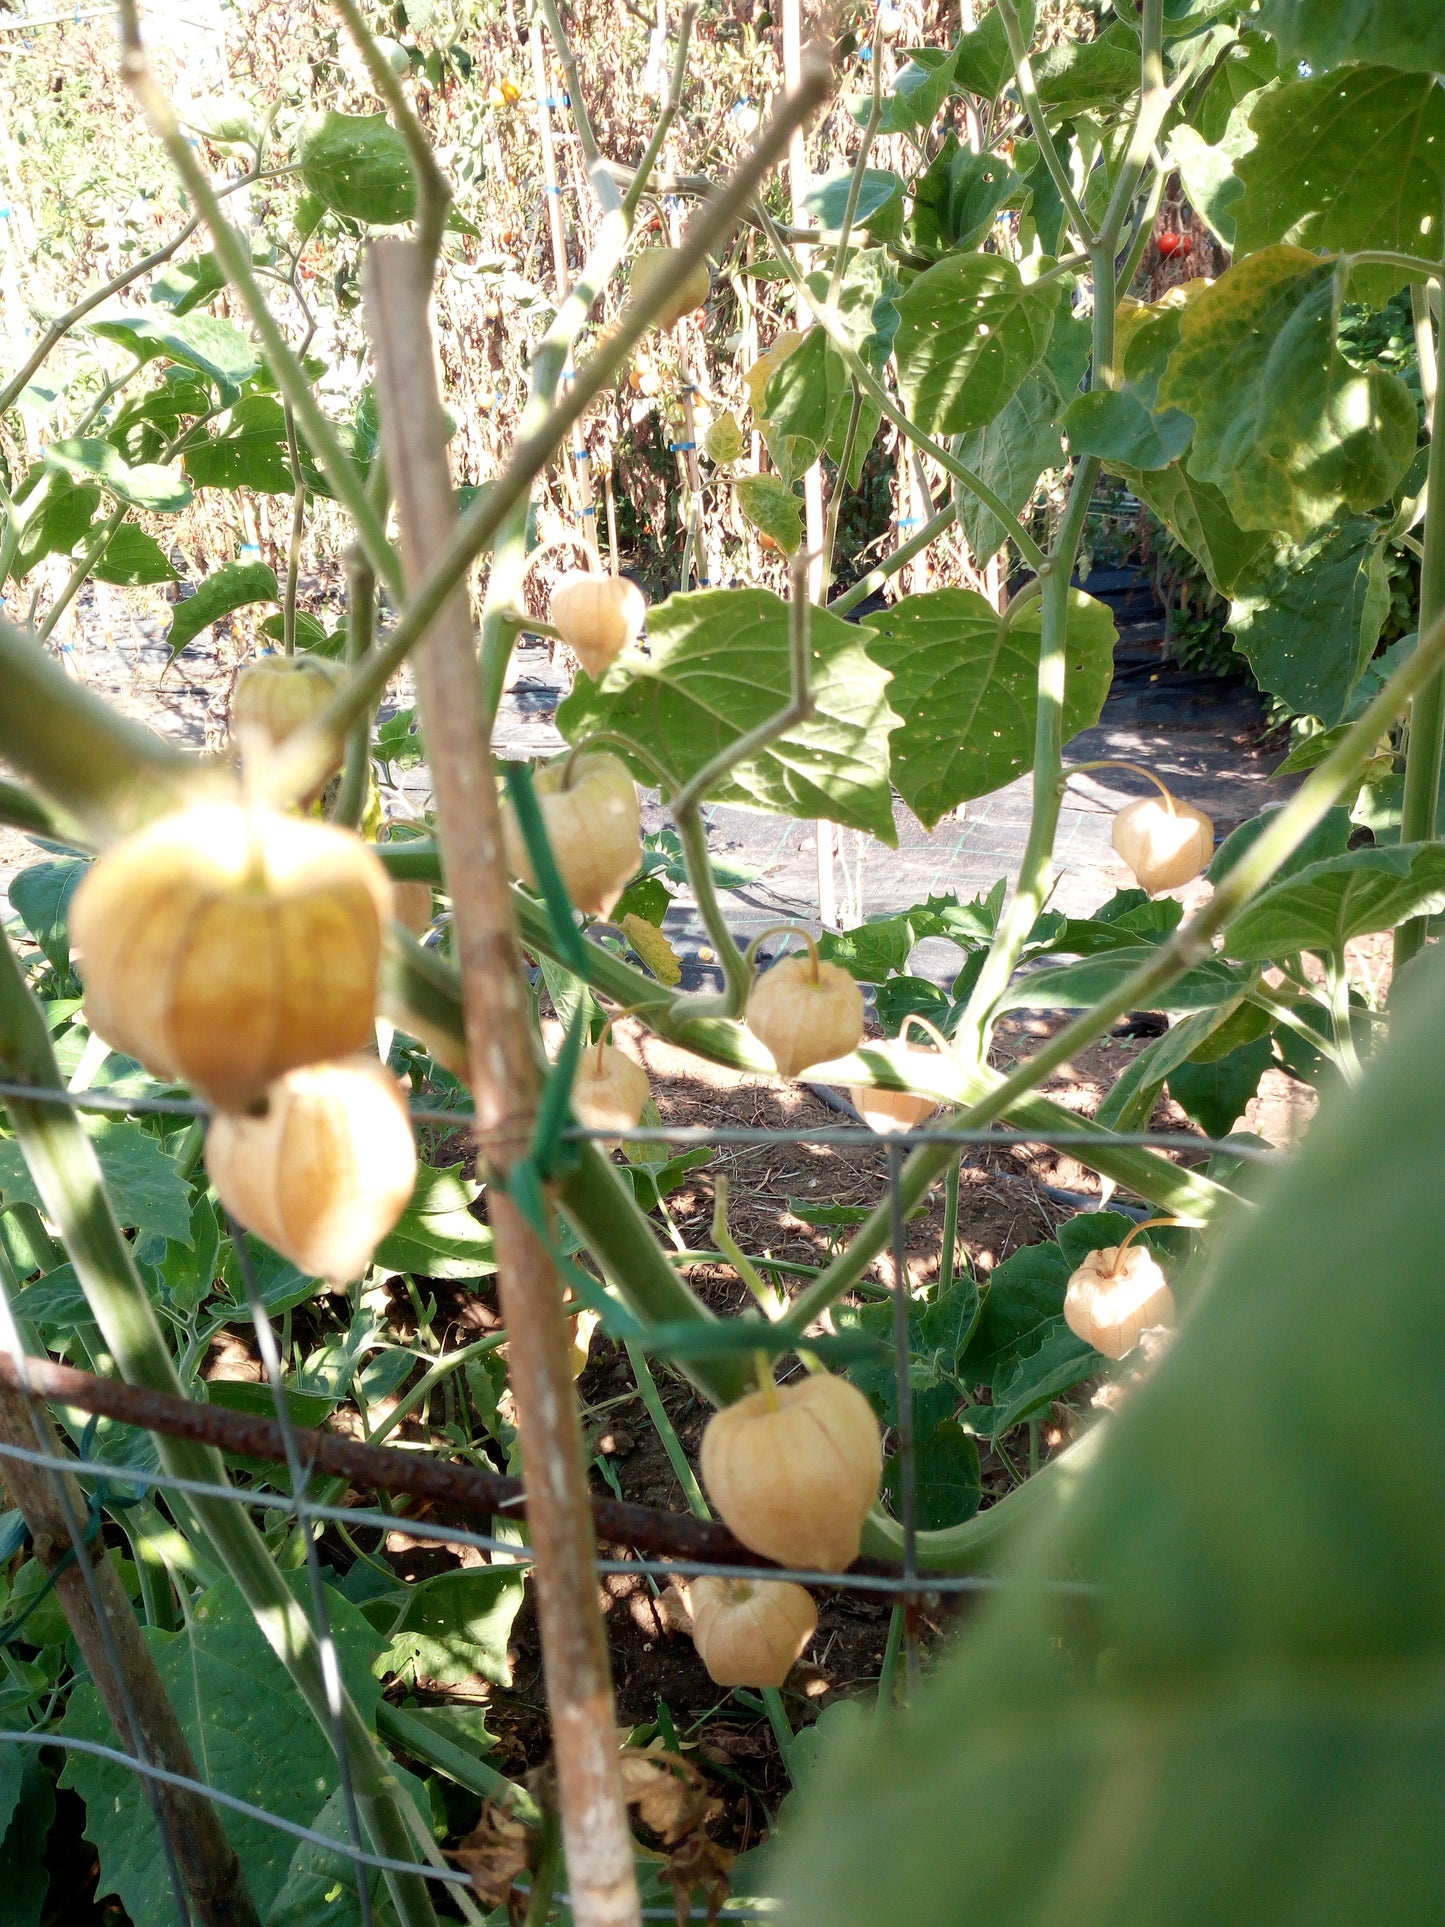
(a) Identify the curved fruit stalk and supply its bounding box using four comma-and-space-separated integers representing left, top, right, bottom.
689, 1575, 817, 1688
743, 329, 805, 416
628, 246, 712, 333
699, 1371, 883, 1571
850, 1013, 949, 1134
70, 802, 393, 1110
232, 654, 343, 753
550, 571, 647, 677
1063, 1221, 1178, 1360
393, 879, 435, 937
501, 750, 642, 917
570, 1033, 650, 1147
745, 929, 864, 1078
206, 1056, 417, 1282
1083, 761, 1213, 894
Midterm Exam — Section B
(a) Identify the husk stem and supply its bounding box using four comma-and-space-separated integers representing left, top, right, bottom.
0, 932, 440, 1927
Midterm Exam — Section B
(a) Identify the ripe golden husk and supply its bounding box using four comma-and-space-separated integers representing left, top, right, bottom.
629, 247, 711, 332
71, 803, 393, 1110
501, 752, 641, 917
851, 1042, 942, 1134
207, 1056, 417, 1282
746, 956, 864, 1078
571, 1042, 650, 1145
1111, 794, 1214, 894
232, 655, 344, 774
690, 1576, 817, 1688
700, 1373, 883, 1572
392, 879, 434, 937
550, 572, 647, 677
1063, 1245, 1176, 1360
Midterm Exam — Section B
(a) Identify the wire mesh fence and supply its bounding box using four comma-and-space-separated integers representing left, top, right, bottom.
0, 1072, 1228, 1924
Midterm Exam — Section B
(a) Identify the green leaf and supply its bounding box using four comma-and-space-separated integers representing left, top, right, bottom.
0, 1121, 190, 1241
955, 377, 1063, 562
1095, 1003, 1252, 1133
804, 169, 904, 242
166, 560, 279, 661
1064, 386, 1194, 470
1224, 844, 1445, 960
1158, 248, 1418, 540
735, 473, 803, 553
87, 311, 261, 394
860, 588, 1116, 828
807, 247, 901, 374
884, 1419, 981, 1530
1226, 516, 1391, 723
92, 525, 179, 586
150, 251, 227, 315
1032, 20, 1143, 113
1166, 114, 1255, 250
558, 587, 901, 842
62, 1575, 383, 1927
818, 914, 918, 983
1210, 803, 1354, 888
183, 394, 294, 493
760, 327, 848, 484
1167, 1034, 1273, 1137
0, 1745, 53, 1927
894, 256, 1057, 439
942, 148, 1029, 251
373, 1160, 497, 1280
1116, 459, 1271, 598
9, 856, 88, 970
998, 949, 1247, 1016
1259, 0, 1445, 74
871, 43, 960, 136
775, 945, 1445, 1927
381, 1567, 526, 1688
964, 1241, 1071, 1390
9, 473, 100, 579
953, 3, 1034, 99
1233, 69, 1445, 301
44, 437, 191, 513
974, 1319, 1098, 1437
1196, 31, 1278, 145
299, 110, 418, 225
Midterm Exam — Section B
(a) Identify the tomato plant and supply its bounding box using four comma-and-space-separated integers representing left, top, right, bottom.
0, 2, 1441, 1925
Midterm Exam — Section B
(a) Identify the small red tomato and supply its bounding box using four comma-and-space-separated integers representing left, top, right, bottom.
1157, 231, 1182, 258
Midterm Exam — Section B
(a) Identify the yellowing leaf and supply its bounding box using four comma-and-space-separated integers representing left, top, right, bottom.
622, 913, 682, 986
743, 331, 805, 415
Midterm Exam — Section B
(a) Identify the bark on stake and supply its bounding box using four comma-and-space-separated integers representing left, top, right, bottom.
0, 1373, 260, 1927
364, 239, 641, 1927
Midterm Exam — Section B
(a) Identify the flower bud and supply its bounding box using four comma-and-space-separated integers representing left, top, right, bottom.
689, 1576, 816, 1688
1112, 792, 1213, 894
1063, 1244, 1176, 1360
700, 1373, 882, 1572
747, 956, 864, 1078
550, 573, 646, 677
501, 752, 641, 917
71, 803, 393, 1110
207, 1057, 416, 1282
571, 1042, 649, 1147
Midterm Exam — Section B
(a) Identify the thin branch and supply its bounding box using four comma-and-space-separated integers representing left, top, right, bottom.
271, 39, 836, 799
331, 0, 453, 264
116, 1, 399, 594
994, 0, 1090, 246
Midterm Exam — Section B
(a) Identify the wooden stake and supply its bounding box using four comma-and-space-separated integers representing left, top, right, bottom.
364, 239, 640, 1927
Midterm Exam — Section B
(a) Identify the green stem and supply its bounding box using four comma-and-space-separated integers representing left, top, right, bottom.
0, 614, 202, 837
874, 1604, 904, 1716
365, 1331, 508, 1449
1093, 0, 1168, 253
0, 932, 438, 1927
116, 3, 398, 593
822, 382, 864, 593
332, 542, 377, 831
759, 209, 1048, 572
995, 0, 1090, 245
827, 499, 957, 615
375, 1702, 537, 1818
1395, 255, 1445, 972
762, 1686, 793, 1762
940, 1154, 961, 1298
960, 464, 1098, 1046
625, 1342, 710, 1520
826, 24, 885, 306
